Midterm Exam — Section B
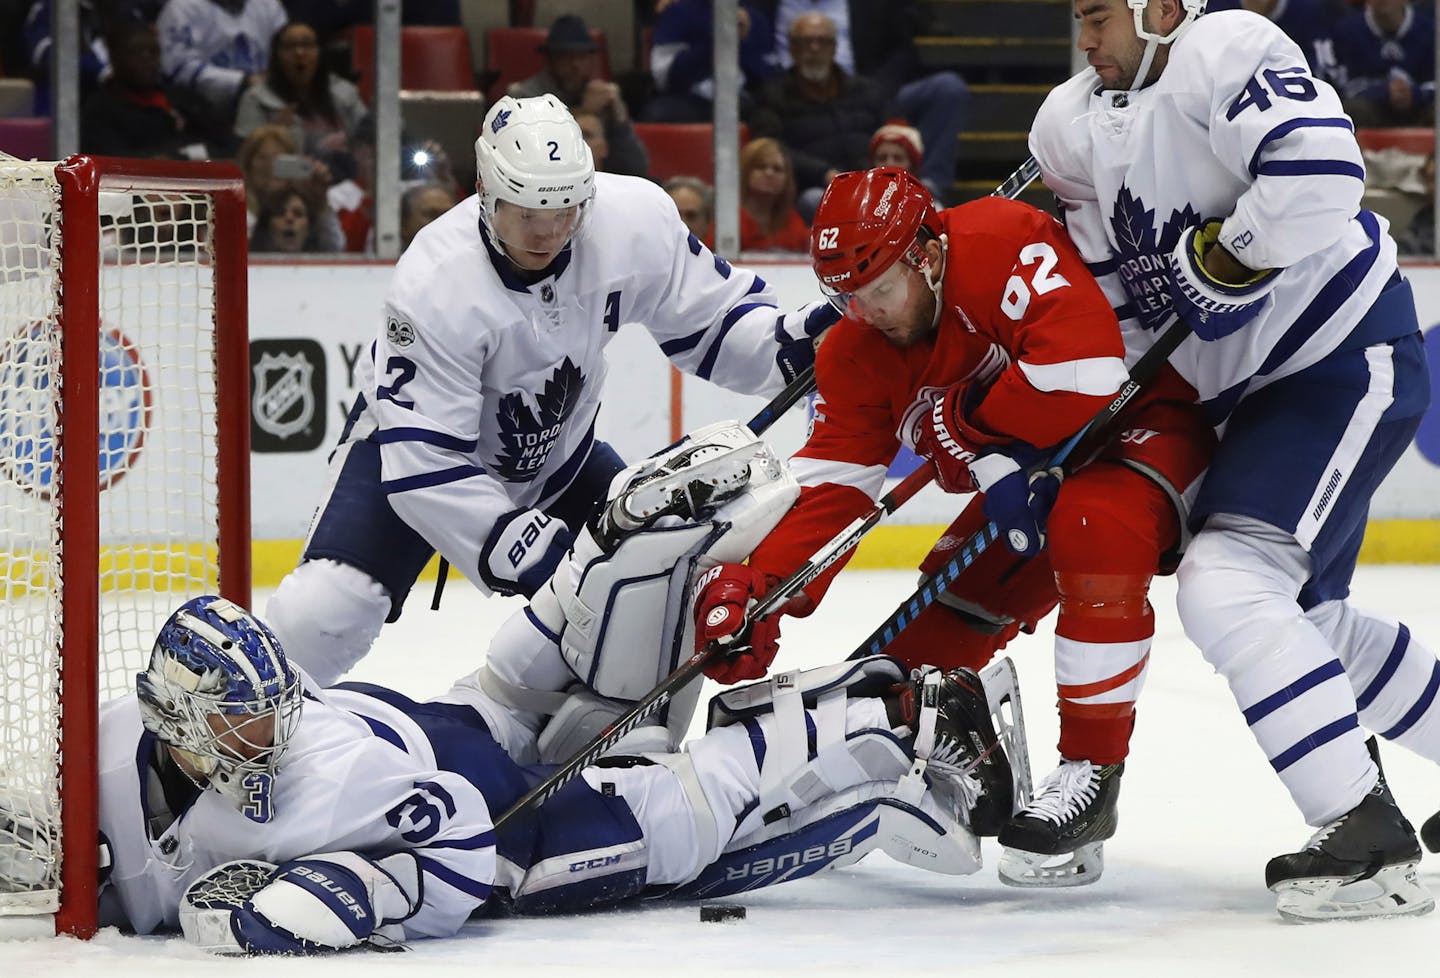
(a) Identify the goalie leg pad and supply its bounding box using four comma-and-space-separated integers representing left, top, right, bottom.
264, 559, 390, 687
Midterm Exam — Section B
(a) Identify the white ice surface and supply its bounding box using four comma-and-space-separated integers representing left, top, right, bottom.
7, 566, 1440, 975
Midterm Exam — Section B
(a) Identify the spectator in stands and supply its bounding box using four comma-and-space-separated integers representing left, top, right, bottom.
749, 11, 888, 220
282, 0, 459, 40
400, 180, 455, 252
1204, 0, 1341, 76
507, 13, 649, 178
249, 184, 325, 252
1396, 153, 1436, 256
157, 0, 287, 125
234, 20, 368, 177
646, 0, 782, 123
764, 0, 968, 203
869, 119, 921, 172
237, 122, 345, 249
737, 136, 808, 252
23, 0, 110, 113
1330, 0, 1435, 125
664, 174, 715, 243
82, 21, 229, 158
574, 108, 610, 171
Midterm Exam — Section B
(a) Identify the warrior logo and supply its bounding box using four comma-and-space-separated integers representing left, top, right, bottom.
252, 352, 316, 440
491, 108, 512, 133
493, 356, 586, 482
0, 322, 150, 497
1110, 185, 1201, 333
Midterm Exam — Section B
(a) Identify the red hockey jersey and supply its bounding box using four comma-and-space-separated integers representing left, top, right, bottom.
749, 196, 1130, 603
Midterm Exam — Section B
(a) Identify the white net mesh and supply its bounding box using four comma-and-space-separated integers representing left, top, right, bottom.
0, 160, 227, 918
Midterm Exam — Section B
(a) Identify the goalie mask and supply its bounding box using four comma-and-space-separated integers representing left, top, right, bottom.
475, 94, 595, 270
137, 596, 302, 823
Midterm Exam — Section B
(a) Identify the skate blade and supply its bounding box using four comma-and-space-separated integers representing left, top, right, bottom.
978, 656, 1032, 809
1272, 862, 1435, 922
997, 842, 1104, 888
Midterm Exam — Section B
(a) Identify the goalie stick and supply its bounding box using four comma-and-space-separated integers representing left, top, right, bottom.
848, 314, 1192, 661
491, 464, 934, 833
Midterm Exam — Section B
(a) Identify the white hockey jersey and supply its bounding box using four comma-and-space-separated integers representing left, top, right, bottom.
346, 172, 817, 593
96, 684, 496, 940
1030, 10, 1405, 422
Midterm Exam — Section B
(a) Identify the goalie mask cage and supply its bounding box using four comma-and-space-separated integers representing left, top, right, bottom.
0, 156, 250, 938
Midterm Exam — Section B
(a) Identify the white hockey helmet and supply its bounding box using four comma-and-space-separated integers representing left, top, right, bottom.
1126, 0, 1206, 89
475, 94, 595, 253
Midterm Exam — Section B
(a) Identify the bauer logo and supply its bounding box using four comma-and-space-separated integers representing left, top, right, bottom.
0, 323, 150, 497
250, 339, 326, 453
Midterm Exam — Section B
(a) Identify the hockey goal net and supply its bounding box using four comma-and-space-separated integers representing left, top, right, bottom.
0, 156, 250, 938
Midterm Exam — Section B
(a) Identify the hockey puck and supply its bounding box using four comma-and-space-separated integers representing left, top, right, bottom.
699, 903, 747, 923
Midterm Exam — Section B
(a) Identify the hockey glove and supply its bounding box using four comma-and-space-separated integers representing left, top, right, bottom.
775, 300, 841, 383
1167, 220, 1279, 341
182, 852, 422, 955
972, 452, 1064, 558
913, 382, 992, 494
479, 508, 574, 597
693, 563, 808, 684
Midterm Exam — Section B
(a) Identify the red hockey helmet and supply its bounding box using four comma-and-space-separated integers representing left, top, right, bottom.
810, 168, 940, 314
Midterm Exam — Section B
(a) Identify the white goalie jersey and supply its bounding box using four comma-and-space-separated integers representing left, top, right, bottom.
344, 171, 817, 594
95, 685, 497, 940
1030, 10, 1402, 422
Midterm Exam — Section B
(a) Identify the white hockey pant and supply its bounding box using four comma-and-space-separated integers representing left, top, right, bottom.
1177, 514, 1377, 825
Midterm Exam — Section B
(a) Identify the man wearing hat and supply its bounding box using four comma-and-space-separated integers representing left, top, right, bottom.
508, 13, 649, 177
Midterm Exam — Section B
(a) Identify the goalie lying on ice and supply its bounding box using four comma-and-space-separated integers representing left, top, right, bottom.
12, 594, 1029, 954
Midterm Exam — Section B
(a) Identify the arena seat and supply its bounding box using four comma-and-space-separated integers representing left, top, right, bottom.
0, 117, 50, 159
633, 122, 751, 183
484, 26, 609, 102
350, 26, 476, 103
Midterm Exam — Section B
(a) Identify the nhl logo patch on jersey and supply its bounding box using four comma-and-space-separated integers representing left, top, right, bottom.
386, 317, 415, 347
540, 284, 555, 303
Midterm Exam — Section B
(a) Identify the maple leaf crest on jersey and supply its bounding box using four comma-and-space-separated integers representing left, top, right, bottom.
493, 356, 586, 481
1109, 185, 1200, 333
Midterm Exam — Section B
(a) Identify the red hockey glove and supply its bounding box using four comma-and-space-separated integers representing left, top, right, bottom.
693, 564, 790, 684
913, 383, 991, 494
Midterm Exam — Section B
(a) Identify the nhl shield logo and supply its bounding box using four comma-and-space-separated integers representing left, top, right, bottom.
252, 352, 316, 440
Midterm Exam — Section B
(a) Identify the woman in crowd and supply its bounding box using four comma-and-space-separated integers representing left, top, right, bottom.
738, 137, 809, 253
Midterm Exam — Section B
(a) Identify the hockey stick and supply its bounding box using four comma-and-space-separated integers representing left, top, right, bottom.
491, 464, 934, 833
848, 314, 1192, 661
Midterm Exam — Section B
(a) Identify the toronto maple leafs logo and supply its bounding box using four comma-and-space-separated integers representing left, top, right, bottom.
493, 357, 585, 482
491, 108, 512, 134
1110, 185, 1201, 332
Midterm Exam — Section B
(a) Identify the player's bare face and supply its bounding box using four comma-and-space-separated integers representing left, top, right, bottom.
492, 199, 580, 270
850, 260, 935, 347
1076, 0, 1148, 89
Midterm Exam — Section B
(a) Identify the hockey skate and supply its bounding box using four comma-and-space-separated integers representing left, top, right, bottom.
1265, 752, 1432, 922
997, 759, 1122, 887
912, 658, 1031, 836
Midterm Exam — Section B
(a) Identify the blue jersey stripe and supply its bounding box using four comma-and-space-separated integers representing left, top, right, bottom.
416, 853, 493, 899
1088, 257, 1120, 277
1356, 623, 1411, 710
1270, 713, 1359, 771
699, 302, 775, 380
381, 464, 485, 494
1242, 658, 1346, 725
1248, 117, 1355, 176
372, 427, 479, 452
659, 329, 707, 357
1255, 210, 1381, 379
429, 830, 497, 852
1255, 159, 1366, 180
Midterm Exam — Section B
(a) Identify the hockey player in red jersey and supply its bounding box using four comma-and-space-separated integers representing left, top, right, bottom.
692, 167, 1215, 886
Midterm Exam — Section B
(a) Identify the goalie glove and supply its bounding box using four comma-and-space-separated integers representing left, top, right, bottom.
1167, 219, 1279, 341
181, 852, 422, 955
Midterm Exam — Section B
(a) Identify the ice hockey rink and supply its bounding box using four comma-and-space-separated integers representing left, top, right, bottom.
7, 564, 1440, 976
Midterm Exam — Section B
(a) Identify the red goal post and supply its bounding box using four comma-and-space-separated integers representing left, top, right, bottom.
0, 155, 250, 938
